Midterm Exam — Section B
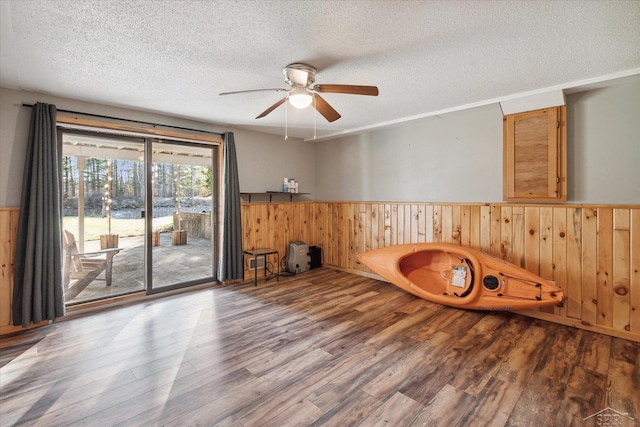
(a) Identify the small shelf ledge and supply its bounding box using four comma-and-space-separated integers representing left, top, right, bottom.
240, 192, 310, 203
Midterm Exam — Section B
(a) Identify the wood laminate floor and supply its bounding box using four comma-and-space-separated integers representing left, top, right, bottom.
1, 268, 639, 426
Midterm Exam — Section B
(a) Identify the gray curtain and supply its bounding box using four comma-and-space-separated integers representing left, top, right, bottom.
13, 102, 65, 327
217, 132, 243, 281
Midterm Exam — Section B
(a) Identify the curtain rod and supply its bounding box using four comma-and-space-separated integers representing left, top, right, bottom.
21, 103, 222, 136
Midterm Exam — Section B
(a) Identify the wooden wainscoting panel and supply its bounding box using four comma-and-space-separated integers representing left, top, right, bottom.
631, 209, 640, 333
345, 203, 355, 268
597, 208, 614, 328
490, 205, 502, 258
480, 205, 491, 253
0, 207, 49, 336
500, 206, 513, 263
582, 208, 599, 325
566, 207, 583, 319
460, 205, 471, 248
395, 204, 405, 246
539, 207, 555, 284
511, 206, 525, 268
469, 205, 481, 249
382, 203, 391, 249
241, 202, 639, 341
0, 209, 13, 330
524, 206, 541, 275
424, 204, 434, 243
373, 203, 382, 250
553, 207, 568, 317
442, 205, 453, 244
613, 209, 631, 332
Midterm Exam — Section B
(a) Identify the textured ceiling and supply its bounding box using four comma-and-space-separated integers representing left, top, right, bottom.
1, 0, 639, 140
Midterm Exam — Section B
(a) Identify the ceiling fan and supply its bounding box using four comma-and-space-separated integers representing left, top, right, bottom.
219, 63, 379, 123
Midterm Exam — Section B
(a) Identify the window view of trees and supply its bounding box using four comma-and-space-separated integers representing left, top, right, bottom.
153, 162, 212, 199
62, 155, 213, 238
63, 157, 145, 218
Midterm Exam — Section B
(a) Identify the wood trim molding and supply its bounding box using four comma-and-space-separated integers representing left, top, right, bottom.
57, 114, 223, 144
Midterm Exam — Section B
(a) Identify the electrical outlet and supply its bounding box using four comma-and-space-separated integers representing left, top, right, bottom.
248, 257, 265, 271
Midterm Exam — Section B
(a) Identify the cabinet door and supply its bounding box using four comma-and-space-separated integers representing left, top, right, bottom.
503, 106, 566, 201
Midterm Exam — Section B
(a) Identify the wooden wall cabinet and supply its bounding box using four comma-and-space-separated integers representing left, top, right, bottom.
503, 106, 567, 201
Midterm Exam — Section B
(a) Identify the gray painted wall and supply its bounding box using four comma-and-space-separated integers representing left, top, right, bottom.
314, 80, 640, 204
566, 82, 640, 204
313, 105, 503, 202
0, 87, 314, 207
2, 80, 638, 207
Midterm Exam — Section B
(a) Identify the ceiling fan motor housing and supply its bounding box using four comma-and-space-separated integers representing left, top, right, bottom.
284, 63, 317, 87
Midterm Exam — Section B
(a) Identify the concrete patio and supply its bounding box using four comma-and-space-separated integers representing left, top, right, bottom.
66, 232, 215, 304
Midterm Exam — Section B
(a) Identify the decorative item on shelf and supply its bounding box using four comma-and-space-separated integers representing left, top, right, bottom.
288, 178, 297, 193
283, 177, 288, 192
100, 159, 119, 249
172, 165, 187, 246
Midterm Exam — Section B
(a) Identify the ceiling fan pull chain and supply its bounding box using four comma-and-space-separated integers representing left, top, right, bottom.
285, 97, 288, 141
313, 95, 317, 140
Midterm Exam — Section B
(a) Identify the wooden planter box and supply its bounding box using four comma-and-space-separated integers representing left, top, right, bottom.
172, 230, 187, 246
100, 234, 119, 249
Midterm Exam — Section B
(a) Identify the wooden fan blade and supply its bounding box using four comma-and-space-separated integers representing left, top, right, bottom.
256, 97, 287, 119
313, 94, 341, 122
313, 84, 379, 96
220, 88, 288, 96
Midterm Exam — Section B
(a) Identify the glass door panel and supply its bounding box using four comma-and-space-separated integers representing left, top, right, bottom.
150, 141, 216, 290
62, 132, 146, 304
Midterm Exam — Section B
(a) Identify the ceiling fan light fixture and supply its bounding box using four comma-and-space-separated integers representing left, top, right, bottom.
223, 63, 378, 125
288, 88, 313, 109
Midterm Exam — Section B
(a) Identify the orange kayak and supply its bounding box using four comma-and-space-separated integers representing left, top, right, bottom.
357, 243, 564, 311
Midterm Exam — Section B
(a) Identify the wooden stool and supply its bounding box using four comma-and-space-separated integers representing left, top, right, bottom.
172, 230, 187, 245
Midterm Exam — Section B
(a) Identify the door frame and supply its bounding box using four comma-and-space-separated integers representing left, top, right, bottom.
59, 125, 221, 304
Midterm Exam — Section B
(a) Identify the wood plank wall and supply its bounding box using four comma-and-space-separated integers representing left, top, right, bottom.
0, 208, 21, 335
2, 203, 638, 341
241, 202, 640, 342
0, 208, 50, 335
241, 202, 327, 275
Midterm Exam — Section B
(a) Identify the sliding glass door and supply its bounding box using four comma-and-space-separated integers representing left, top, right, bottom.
149, 141, 217, 291
61, 131, 146, 304
61, 129, 218, 304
